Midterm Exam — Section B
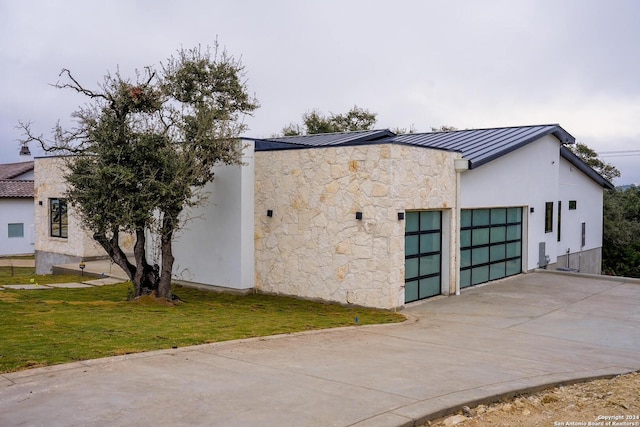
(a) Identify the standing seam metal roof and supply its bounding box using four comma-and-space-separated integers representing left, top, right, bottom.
252, 124, 611, 188
392, 124, 575, 168
253, 129, 395, 151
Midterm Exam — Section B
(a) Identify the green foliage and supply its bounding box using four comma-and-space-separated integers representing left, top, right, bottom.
430, 125, 458, 132
392, 124, 418, 134
21, 44, 259, 299
0, 284, 404, 373
280, 105, 376, 135
603, 186, 640, 277
570, 142, 621, 183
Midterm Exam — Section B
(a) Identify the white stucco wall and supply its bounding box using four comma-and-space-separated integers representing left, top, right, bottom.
0, 198, 34, 256
557, 157, 604, 273
460, 135, 606, 274
13, 170, 35, 180
171, 142, 255, 289
254, 143, 459, 309
460, 135, 561, 271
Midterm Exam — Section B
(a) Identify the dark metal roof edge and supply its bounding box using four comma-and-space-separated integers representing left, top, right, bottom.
559, 146, 615, 189
252, 129, 396, 151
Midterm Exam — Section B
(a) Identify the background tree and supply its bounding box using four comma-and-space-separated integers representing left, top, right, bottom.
602, 186, 640, 277
430, 125, 458, 132
280, 105, 376, 135
569, 142, 621, 183
20, 45, 259, 300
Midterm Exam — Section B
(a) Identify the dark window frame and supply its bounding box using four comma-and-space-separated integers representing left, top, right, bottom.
569, 200, 577, 210
50, 198, 68, 238
544, 202, 553, 233
557, 200, 562, 242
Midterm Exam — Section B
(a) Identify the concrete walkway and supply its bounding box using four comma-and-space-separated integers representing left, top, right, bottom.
0, 272, 639, 427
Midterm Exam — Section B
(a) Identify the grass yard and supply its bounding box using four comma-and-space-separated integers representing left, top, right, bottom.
0, 266, 89, 285
0, 269, 405, 373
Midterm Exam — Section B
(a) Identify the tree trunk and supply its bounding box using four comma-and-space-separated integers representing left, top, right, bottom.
132, 228, 160, 296
95, 227, 160, 298
157, 214, 176, 299
94, 229, 135, 281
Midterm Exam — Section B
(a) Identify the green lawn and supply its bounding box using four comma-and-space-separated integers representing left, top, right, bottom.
0, 269, 405, 373
0, 266, 89, 285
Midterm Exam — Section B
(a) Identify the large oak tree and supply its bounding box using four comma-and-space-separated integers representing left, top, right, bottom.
21, 45, 259, 299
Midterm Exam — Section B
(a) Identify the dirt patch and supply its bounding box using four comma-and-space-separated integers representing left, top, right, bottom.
425, 371, 640, 427
130, 294, 177, 306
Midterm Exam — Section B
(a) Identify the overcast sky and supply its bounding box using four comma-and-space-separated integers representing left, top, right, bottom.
1, 0, 638, 184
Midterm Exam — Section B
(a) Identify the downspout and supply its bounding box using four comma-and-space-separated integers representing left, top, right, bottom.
454, 158, 469, 296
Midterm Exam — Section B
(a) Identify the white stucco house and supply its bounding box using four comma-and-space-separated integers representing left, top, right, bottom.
0, 161, 35, 256
33, 124, 613, 309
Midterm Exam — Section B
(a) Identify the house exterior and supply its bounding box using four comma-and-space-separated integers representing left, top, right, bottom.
33, 124, 613, 309
0, 161, 35, 256
33, 157, 135, 273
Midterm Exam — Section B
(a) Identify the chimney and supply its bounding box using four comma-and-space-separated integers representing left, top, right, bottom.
19, 142, 31, 160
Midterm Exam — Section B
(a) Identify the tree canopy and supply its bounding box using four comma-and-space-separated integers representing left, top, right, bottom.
20, 45, 259, 299
280, 106, 376, 136
569, 142, 621, 183
603, 186, 640, 277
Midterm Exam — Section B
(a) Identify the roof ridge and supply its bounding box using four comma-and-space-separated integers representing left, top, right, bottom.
414, 123, 560, 136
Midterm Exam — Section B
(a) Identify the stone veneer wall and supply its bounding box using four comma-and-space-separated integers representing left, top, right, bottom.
34, 157, 135, 273
254, 143, 459, 309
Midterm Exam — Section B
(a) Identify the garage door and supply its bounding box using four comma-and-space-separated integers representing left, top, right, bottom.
460, 207, 522, 288
405, 211, 442, 303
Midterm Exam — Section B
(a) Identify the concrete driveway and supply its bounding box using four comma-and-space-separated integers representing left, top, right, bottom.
1, 272, 639, 426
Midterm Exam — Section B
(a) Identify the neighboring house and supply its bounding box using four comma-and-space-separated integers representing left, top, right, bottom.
33, 157, 135, 273
33, 124, 613, 309
0, 161, 35, 256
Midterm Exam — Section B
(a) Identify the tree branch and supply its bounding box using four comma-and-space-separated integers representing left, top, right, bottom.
52, 68, 108, 100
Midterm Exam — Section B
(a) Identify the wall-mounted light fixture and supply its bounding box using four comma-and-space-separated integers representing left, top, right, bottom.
38, 201, 43, 206
530, 207, 535, 213
397, 212, 405, 220
267, 209, 273, 217
355, 211, 363, 220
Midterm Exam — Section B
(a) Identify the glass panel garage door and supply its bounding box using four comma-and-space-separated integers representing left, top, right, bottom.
460, 207, 522, 288
405, 211, 442, 303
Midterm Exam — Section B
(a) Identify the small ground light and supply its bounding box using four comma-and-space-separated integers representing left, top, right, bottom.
79, 261, 86, 277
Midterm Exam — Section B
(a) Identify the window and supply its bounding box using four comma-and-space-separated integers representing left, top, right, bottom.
8, 223, 24, 238
557, 201, 562, 242
544, 202, 553, 233
569, 200, 577, 210
50, 198, 68, 238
